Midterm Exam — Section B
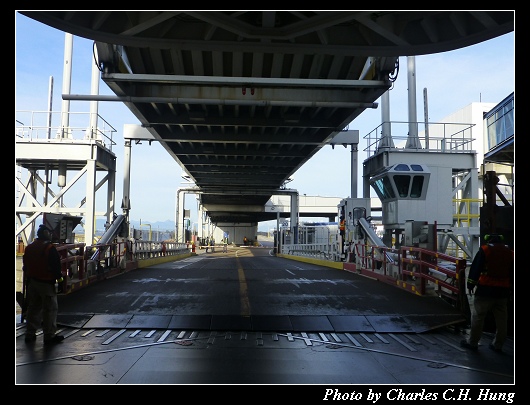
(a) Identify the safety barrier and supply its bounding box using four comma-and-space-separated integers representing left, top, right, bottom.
56, 243, 86, 290
132, 240, 189, 259
349, 242, 466, 307
38, 239, 194, 294
400, 246, 467, 305
281, 242, 341, 262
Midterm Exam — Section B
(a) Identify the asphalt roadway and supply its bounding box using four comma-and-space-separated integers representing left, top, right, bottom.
15, 244, 515, 389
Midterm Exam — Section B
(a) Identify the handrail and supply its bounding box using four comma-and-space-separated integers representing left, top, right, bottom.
352, 241, 466, 306
37, 239, 194, 294
15, 110, 117, 152
56, 242, 86, 291
400, 246, 467, 303
363, 120, 475, 156
282, 242, 341, 262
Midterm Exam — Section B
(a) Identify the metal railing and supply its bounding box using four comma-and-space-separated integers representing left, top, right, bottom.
282, 242, 341, 261
352, 241, 467, 307
19, 239, 194, 296
132, 240, 190, 259
363, 121, 475, 156
15, 110, 117, 152
280, 236, 467, 307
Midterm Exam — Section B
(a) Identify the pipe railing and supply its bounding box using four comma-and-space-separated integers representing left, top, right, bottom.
282, 243, 341, 261
39, 239, 194, 294
353, 241, 466, 306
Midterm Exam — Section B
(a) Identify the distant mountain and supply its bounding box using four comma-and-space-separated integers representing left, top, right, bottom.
129, 219, 176, 231
93, 218, 175, 231
83, 218, 176, 240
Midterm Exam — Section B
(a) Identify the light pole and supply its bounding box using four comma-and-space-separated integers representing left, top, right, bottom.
140, 223, 152, 240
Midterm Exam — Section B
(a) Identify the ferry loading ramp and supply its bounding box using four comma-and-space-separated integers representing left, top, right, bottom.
15, 246, 514, 385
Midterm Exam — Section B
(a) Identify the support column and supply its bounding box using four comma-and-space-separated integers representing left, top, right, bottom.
84, 159, 97, 245
60, 33, 73, 138
198, 202, 204, 240
175, 189, 182, 243
289, 192, 299, 244
405, 56, 421, 149
106, 158, 116, 226
122, 140, 132, 224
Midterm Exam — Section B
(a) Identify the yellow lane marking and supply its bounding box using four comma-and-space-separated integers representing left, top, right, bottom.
236, 257, 251, 316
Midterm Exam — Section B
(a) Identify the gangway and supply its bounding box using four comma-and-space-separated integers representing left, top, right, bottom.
357, 217, 395, 264
90, 214, 126, 261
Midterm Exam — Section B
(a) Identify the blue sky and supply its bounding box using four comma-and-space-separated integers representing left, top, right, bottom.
15, 12, 514, 231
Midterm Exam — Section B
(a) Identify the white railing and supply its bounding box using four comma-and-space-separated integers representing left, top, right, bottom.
15, 110, 117, 152
364, 121, 475, 156
281, 242, 342, 262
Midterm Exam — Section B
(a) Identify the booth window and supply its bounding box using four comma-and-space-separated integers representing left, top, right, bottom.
394, 175, 410, 197
373, 177, 396, 200
394, 164, 410, 171
410, 176, 424, 198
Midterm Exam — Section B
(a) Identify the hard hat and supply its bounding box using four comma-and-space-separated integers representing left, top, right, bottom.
37, 225, 51, 238
484, 234, 504, 243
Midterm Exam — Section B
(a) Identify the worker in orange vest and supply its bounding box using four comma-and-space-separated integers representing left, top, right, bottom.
461, 234, 513, 353
339, 216, 346, 254
23, 225, 65, 345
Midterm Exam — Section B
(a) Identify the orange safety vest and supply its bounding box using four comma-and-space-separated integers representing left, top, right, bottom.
478, 243, 513, 288
23, 240, 55, 282
339, 220, 345, 231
